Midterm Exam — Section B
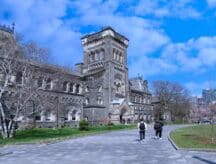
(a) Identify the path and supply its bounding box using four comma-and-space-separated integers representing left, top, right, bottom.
0, 125, 215, 164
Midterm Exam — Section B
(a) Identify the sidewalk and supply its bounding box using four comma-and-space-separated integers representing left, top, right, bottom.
0, 125, 215, 164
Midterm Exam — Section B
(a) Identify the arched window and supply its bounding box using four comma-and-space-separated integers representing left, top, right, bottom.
75, 84, 80, 94
113, 48, 116, 59
45, 111, 51, 121
95, 50, 99, 61
69, 83, 74, 92
37, 77, 43, 88
85, 86, 90, 92
98, 86, 102, 92
91, 52, 95, 62
63, 81, 68, 92
97, 97, 103, 105
85, 98, 90, 105
100, 49, 105, 60
16, 72, 23, 84
45, 110, 55, 121
46, 78, 52, 90
72, 110, 77, 120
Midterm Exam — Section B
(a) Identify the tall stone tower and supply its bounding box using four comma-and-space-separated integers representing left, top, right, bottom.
80, 27, 131, 124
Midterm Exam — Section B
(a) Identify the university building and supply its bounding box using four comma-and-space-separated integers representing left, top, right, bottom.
0, 24, 153, 128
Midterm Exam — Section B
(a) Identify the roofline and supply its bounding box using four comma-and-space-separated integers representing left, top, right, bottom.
81, 26, 129, 41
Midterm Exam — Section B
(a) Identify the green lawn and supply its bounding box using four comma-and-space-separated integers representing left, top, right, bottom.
170, 125, 216, 149
0, 124, 135, 145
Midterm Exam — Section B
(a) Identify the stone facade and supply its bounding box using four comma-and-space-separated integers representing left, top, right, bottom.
0, 25, 153, 128
79, 27, 153, 124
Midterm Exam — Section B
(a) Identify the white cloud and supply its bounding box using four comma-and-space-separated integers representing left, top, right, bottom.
135, 0, 202, 19
184, 80, 216, 96
161, 36, 216, 73
0, 0, 83, 66
206, 0, 216, 7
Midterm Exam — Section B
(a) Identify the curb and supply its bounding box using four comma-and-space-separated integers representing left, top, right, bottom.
168, 129, 216, 152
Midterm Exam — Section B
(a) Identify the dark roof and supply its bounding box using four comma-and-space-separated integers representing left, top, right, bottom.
81, 26, 129, 41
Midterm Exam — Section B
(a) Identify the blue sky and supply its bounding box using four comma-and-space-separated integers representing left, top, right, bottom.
0, 0, 216, 96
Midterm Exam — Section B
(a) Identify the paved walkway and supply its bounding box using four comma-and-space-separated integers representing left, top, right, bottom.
0, 125, 216, 164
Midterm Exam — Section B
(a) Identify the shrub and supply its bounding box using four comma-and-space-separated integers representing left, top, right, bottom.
79, 120, 89, 131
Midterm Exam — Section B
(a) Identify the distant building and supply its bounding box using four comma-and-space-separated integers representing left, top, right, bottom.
202, 89, 216, 104
189, 96, 211, 122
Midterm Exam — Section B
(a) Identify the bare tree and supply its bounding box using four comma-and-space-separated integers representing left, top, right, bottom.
152, 81, 191, 122
0, 31, 48, 138
23, 41, 49, 63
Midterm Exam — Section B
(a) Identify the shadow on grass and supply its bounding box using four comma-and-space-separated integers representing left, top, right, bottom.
193, 156, 216, 164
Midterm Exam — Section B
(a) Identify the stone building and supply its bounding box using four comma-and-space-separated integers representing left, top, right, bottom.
0, 24, 83, 128
129, 77, 153, 122
78, 27, 153, 124
0, 25, 153, 128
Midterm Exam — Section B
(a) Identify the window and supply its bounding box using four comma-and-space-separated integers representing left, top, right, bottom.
98, 86, 102, 92
46, 78, 52, 90
85, 86, 90, 92
16, 72, 23, 84
37, 77, 43, 88
63, 81, 68, 91
69, 83, 74, 92
85, 98, 90, 105
100, 49, 105, 60
45, 111, 51, 121
45, 111, 55, 121
75, 84, 80, 94
97, 97, 103, 105
35, 115, 41, 121
72, 110, 77, 120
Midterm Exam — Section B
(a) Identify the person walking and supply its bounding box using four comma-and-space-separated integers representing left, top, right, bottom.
154, 119, 164, 139
137, 119, 147, 142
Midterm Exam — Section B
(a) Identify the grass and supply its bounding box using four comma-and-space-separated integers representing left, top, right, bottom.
0, 124, 135, 145
170, 124, 216, 149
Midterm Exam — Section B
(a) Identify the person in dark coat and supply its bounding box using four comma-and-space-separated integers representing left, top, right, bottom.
154, 118, 164, 139
137, 119, 147, 141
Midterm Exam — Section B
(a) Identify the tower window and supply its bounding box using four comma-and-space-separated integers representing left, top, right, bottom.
46, 78, 52, 90
37, 77, 43, 88
63, 81, 68, 92
16, 72, 23, 84
85, 86, 90, 92
69, 83, 74, 92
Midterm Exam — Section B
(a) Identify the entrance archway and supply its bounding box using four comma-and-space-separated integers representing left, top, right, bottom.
119, 103, 131, 124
